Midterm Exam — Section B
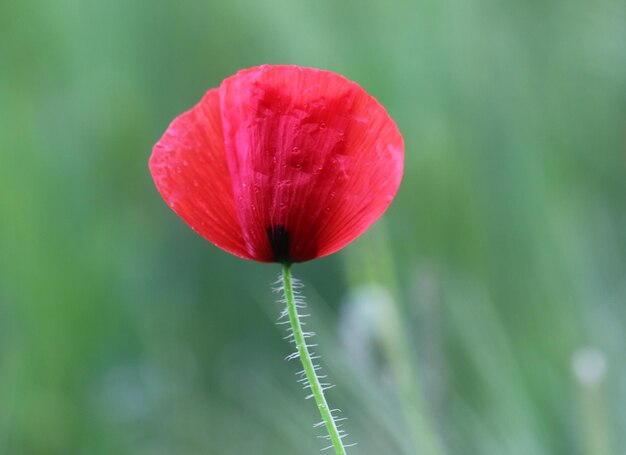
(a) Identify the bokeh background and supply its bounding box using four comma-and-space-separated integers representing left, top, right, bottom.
2, 0, 626, 454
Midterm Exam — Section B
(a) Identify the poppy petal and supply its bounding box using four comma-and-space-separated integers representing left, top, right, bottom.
149, 89, 251, 260
218, 65, 403, 262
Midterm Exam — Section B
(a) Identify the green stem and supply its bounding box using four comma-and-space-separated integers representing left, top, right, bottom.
281, 263, 348, 455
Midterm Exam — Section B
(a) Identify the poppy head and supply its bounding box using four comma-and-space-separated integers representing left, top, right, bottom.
150, 65, 404, 263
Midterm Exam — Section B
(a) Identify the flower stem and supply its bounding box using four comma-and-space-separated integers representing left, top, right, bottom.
281, 263, 348, 455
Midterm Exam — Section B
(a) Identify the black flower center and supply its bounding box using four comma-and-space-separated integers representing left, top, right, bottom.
267, 225, 291, 263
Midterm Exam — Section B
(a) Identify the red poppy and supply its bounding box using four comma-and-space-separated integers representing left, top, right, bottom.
150, 65, 403, 263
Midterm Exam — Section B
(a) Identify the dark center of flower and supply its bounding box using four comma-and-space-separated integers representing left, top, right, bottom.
266, 225, 291, 263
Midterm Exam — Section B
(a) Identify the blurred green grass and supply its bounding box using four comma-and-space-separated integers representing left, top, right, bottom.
1, 0, 626, 453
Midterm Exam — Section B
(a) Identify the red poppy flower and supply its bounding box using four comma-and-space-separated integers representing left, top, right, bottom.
150, 65, 403, 263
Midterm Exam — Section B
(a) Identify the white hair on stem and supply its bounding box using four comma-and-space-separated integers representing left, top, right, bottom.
274, 267, 352, 454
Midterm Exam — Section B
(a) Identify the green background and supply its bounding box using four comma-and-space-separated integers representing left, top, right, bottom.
1, 0, 625, 453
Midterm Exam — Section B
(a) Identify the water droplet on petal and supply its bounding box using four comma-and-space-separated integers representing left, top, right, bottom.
292, 146, 300, 153
320, 122, 327, 129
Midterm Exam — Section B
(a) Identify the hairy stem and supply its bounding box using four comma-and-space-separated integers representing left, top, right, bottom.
281, 263, 348, 455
